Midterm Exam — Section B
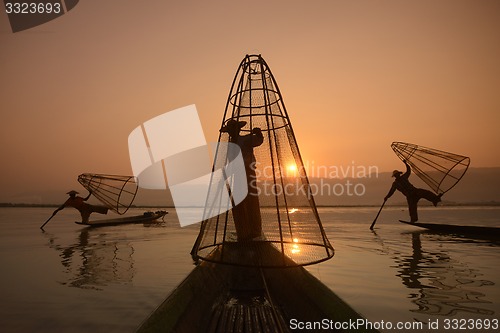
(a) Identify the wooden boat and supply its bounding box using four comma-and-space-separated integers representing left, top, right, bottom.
75, 210, 167, 227
137, 244, 379, 333
399, 220, 500, 238
137, 55, 378, 332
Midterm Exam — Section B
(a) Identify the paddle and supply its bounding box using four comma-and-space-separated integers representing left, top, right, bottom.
40, 211, 57, 230
370, 198, 387, 230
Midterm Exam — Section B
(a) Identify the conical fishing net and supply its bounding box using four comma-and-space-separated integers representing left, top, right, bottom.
191, 55, 334, 267
78, 173, 138, 214
391, 142, 470, 195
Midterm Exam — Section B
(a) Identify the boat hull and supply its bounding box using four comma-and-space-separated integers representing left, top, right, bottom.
75, 211, 167, 227
137, 245, 378, 333
399, 220, 500, 238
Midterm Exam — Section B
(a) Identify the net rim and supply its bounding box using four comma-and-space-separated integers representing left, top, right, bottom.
436, 156, 470, 194
229, 87, 282, 109
195, 241, 335, 268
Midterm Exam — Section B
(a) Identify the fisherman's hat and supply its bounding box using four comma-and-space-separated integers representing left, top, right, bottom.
220, 119, 246, 133
392, 170, 402, 177
67, 190, 79, 195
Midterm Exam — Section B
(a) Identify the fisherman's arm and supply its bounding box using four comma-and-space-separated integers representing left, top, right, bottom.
384, 184, 396, 201
403, 160, 411, 178
52, 202, 66, 215
251, 128, 264, 147
83, 192, 92, 201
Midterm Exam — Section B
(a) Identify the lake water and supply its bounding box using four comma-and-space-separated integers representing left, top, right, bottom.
0, 206, 499, 332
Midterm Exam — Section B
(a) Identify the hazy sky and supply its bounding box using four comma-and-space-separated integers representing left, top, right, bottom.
1, 0, 499, 203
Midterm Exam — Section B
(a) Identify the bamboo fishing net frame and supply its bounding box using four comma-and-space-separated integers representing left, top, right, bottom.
192, 55, 334, 267
78, 173, 138, 215
391, 142, 470, 195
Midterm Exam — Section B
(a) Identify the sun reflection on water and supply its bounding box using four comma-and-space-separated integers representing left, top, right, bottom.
291, 237, 300, 254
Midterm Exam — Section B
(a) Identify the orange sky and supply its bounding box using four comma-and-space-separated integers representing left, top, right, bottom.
1, 1, 499, 203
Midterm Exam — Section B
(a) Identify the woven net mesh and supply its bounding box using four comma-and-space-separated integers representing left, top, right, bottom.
391, 142, 470, 195
191, 55, 334, 267
78, 173, 138, 214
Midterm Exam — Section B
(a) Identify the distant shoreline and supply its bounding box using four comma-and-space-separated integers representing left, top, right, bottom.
0, 203, 176, 208
1, 202, 499, 208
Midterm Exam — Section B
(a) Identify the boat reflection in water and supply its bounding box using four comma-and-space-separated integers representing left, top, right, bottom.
394, 232, 495, 317
44, 228, 136, 290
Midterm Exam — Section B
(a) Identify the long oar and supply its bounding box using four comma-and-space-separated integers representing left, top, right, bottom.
370, 199, 387, 230
40, 212, 56, 230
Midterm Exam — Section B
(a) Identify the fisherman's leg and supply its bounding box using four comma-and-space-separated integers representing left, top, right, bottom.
417, 188, 441, 207
407, 197, 419, 222
233, 200, 251, 241
236, 175, 261, 240
81, 210, 91, 223
246, 192, 262, 239
93, 205, 108, 215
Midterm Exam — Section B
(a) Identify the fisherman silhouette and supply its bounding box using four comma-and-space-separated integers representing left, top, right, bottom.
52, 190, 108, 223
384, 161, 442, 222
220, 119, 264, 240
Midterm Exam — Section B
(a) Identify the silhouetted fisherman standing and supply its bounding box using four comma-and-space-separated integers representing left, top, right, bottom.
385, 161, 442, 222
220, 119, 264, 240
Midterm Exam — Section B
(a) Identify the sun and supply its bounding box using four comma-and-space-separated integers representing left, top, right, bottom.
287, 164, 298, 177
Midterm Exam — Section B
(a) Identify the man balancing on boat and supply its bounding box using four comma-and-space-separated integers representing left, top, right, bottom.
220, 118, 264, 241
384, 160, 442, 222
51, 190, 108, 223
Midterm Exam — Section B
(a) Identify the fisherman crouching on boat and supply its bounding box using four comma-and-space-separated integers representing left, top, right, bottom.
52, 190, 108, 223
384, 160, 442, 222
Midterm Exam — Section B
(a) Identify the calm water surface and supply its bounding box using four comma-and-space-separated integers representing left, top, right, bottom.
0, 206, 499, 332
